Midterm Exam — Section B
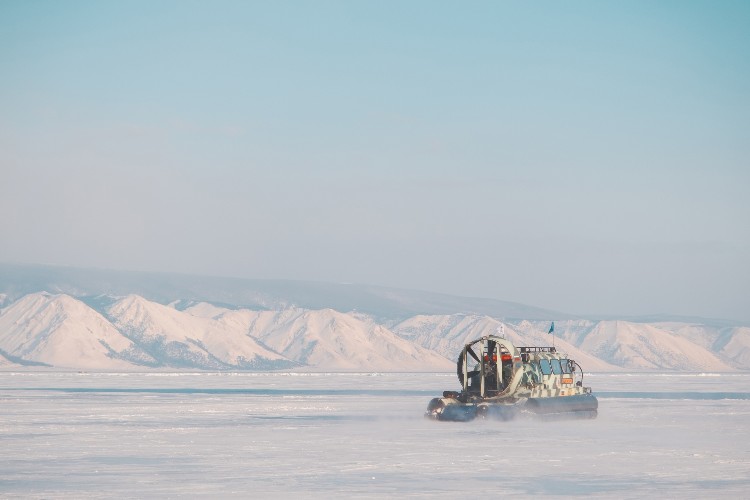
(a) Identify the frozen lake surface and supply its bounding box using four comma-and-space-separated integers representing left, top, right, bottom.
1, 371, 749, 498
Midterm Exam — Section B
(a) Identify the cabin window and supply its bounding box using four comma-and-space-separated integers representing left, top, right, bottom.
539, 359, 552, 375
560, 359, 571, 374
550, 359, 562, 374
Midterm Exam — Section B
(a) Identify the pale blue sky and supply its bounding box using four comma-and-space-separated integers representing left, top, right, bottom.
1, 1, 748, 321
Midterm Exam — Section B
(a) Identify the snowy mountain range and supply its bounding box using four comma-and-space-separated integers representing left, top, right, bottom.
0, 291, 747, 372
0, 292, 454, 371
0, 264, 747, 372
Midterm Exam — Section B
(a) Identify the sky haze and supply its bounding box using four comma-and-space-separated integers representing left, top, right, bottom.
1, 1, 748, 321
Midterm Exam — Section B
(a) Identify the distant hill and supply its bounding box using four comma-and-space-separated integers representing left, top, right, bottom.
0, 263, 568, 321
0, 292, 153, 370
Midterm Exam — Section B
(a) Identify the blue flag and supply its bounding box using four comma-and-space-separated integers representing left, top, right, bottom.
548, 322, 555, 334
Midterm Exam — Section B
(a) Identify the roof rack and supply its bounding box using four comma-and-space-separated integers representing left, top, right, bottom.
518, 346, 556, 353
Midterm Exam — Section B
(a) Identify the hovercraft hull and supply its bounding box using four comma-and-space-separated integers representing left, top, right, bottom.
526, 393, 598, 414
427, 394, 598, 422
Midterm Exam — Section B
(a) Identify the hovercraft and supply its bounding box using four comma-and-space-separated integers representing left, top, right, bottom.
426, 334, 598, 421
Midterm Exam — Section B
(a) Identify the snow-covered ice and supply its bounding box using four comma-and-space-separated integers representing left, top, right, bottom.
1, 372, 748, 498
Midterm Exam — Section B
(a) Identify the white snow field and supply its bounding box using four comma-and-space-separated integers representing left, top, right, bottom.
1, 372, 748, 498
